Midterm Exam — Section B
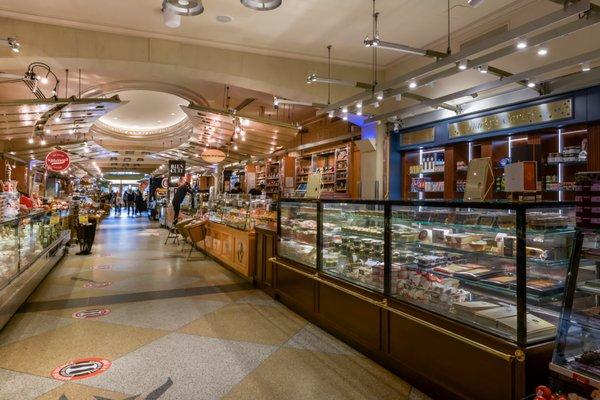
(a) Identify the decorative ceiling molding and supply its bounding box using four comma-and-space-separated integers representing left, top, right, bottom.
90, 118, 193, 142
80, 80, 210, 106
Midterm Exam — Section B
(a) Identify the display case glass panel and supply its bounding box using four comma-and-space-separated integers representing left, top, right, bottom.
391, 205, 523, 341
551, 228, 600, 387
250, 196, 277, 230
321, 202, 385, 292
0, 217, 20, 289
278, 201, 317, 269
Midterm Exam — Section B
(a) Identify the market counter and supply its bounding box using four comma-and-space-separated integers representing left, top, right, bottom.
196, 221, 256, 279
0, 210, 71, 330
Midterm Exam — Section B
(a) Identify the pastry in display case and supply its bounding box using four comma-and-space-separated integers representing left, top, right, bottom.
250, 196, 277, 230
321, 203, 385, 292
276, 199, 577, 345
278, 201, 317, 268
0, 217, 19, 288
550, 227, 600, 393
391, 204, 575, 343
205, 194, 251, 230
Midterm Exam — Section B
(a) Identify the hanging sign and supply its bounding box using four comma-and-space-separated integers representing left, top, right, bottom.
201, 149, 226, 164
161, 178, 169, 189
45, 150, 71, 172
168, 160, 186, 177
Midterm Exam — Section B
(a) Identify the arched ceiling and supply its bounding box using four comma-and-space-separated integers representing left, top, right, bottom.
99, 90, 188, 132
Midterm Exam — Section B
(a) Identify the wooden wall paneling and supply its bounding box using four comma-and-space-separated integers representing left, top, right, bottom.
274, 265, 316, 315
588, 122, 600, 171
444, 146, 455, 199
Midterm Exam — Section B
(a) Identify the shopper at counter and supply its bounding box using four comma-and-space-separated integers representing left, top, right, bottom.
172, 181, 193, 223
230, 182, 243, 194
248, 183, 265, 196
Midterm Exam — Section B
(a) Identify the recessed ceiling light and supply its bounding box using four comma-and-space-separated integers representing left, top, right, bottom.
157, 120, 162, 123
408, 81, 417, 89
170, 112, 176, 116
216, 15, 233, 23
537, 47, 548, 56
582, 61, 591, 72
516, 39, 527, 49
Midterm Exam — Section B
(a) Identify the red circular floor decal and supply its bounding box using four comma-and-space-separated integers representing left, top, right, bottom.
72, 309, 111, 319
51, 358, 111, 381
89, 265, 112, 270
83, 281, 112, 288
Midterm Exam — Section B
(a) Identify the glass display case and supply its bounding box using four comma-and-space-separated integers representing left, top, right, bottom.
0, 210, 70, 290
278, 201, 317, 269
550, 228, 600, 390
205, 194, 251, 230
250, 197, 277, 230
277, 199, 577, 345
322, 203, 385, 292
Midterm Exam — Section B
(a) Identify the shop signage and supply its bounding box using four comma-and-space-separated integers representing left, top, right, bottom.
51, 358, 111, 381
400, 127, 435, 146
45, 150, 70, 172
161, 177, 169, 189
168, 160, 186, 177
448, 98, 572, 138
201, 149, 226, 164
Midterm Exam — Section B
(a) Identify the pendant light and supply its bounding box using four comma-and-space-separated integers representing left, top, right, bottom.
163, 0, 204, 16
240, 0, 282, 11
163, 6, 181, 28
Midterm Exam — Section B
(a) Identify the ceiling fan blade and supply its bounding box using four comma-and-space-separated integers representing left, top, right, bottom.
234, 98, 255, 112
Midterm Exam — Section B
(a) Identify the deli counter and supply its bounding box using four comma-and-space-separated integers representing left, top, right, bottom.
269, 198, 577, 400
0, 210, 71, 329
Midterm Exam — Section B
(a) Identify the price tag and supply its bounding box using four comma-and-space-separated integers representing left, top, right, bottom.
78, 215, 89, 224
50, 214, 60, 225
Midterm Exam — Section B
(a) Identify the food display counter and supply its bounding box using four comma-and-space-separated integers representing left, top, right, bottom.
270, 198, 577, 400
0, 210, 71, 329
196, 195, 276, 279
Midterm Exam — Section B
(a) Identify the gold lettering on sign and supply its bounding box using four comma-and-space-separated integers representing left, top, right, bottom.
448, 99, 572, 138
401, 127, 435, 145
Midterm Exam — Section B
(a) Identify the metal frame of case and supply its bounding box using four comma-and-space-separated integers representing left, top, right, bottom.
277, 198, 576, 347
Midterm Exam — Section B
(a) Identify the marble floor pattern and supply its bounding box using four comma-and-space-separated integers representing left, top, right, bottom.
0, 214, 431, 400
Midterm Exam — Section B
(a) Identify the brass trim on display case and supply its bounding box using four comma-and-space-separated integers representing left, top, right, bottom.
269, 257, 522, 363
448, 98, 573, 138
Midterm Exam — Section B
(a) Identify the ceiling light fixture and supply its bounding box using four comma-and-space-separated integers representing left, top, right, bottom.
526, 80, 536, 88
373, 101, 380, 108
240, 0, 282, 11
516, 39, 528, 49
162, 6, 181, 28
537, 47, 548, 56
40, 139, 46, 146
364, 38, 427, 56
467, 0, 484, 7
2, 37, 20, 53
457, 59, 468, 70
27, 137, 34, 144
341, 106, 348, 113
356, 101, 362, 108
478, 64, 488, 74
395, 94, 402, 102
233, 144, 238, 150
163, 0, 204, 16
376, 91, 384, 101
328, 110, 335, 118
342, 114, 348, 121
306, 73, 372, 89
582, 61, 591, 72
357, 109, 363, 116
408, 81, 417, 89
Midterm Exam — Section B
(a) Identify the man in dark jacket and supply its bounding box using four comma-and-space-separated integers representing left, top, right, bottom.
134, 189, 144, 216
172, 181, 193, 223
126, 189, 135, 216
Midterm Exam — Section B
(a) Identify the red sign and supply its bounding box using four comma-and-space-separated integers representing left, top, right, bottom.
45, 150, 70, 172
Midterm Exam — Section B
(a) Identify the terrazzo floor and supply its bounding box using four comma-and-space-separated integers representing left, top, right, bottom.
0, 214, 431, 400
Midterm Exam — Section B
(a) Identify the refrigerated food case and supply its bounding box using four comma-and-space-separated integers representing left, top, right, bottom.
273, 199, 577, 400
0, 210, 71, 329
549, 228, 600, 397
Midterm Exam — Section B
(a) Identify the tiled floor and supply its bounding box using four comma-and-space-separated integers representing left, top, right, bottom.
0, 214, 431, 400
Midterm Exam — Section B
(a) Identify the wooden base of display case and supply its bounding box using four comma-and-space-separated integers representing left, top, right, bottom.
196, 221, 256, 280
0, 231, 70, 330
254, 227, 277, 296
265, 256, 552, 400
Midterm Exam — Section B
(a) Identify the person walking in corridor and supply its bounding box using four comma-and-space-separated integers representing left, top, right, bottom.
126, 189, 135, 216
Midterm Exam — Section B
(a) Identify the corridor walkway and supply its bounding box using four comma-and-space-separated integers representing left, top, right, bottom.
0, 215, 428, 400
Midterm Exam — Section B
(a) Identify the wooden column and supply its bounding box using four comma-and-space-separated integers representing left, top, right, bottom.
444, 146, 455, 199
588, 122, 600, 171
